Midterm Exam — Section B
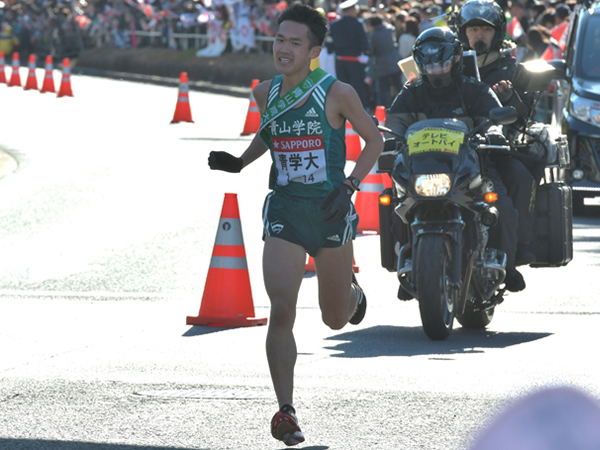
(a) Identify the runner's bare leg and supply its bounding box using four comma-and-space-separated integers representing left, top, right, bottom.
314, 241, 357, 329
263, 236, 306, 408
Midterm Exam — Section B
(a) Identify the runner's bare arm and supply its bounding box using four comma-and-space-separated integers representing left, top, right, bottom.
328, 81, 384, 186
238, 81, 271, 169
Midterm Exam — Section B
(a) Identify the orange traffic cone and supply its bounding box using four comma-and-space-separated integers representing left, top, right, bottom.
7, 52, 21, 87
375, 106, 393, 189
355, 163, 385, 234
345, 120, 361, 162
171, 72, 193, 123
186, 193, 267, 327
0, 52, 6, 84
240, 79, 260, 135
375, 105, 386, 126
23, 54, 38, 91
57, 58, 73, 97
40, 55, 56, 93
305, 255, 316, 272
305, 255, 359, 273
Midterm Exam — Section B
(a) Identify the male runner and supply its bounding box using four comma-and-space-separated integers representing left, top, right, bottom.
208, 4, 383, 446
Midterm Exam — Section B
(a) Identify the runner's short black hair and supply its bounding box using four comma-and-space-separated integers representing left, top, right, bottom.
277, 4, 328, 48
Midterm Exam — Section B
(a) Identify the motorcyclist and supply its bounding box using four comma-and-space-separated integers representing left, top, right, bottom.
385, 26, 525, 293
454, 0, 537, 266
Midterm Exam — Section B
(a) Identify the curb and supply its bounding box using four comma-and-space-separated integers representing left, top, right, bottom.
73, 66, 252, 99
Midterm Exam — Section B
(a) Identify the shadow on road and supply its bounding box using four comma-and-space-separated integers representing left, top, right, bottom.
182, 325, 238, 337
0, 440, 204, 450
0, 439, 331, 450
324, 325, 552, 358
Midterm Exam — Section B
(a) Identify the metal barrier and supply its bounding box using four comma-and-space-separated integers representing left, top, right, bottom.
117, 29, 274, 50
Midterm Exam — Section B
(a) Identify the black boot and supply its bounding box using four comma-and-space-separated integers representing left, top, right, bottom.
505, 268, 526, 292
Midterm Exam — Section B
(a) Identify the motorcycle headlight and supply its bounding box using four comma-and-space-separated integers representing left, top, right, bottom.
570, 94, 600, 126
414, 174, 451, 197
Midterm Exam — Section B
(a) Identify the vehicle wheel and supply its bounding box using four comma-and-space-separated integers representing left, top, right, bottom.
415, 234, 456, 340
573, 192, 585, 216
456, 306, 494, 329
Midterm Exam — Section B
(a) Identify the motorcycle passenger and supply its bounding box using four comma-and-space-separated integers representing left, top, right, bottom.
385, 27, 525, 293
455, 0, 537, 266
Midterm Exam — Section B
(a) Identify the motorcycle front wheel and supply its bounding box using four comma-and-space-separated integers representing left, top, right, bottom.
415, 234, 456, 340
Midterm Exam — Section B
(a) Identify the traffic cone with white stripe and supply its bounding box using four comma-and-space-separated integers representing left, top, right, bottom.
355, 163, 385, 234
345, 120, 361, 162
57, 58, 73, 97
0, 52, 6, 84
375, 106, 392, 189
40, 55, 56, 93
171, 72, 193, 123
7, 52, 21, 87
23, 54, 38, 91
186, 193, 267, 327
241, 79, 260, 135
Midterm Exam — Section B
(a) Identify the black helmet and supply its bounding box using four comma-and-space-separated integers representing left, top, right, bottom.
412, 27, 463, 88
455, 0, 507, 51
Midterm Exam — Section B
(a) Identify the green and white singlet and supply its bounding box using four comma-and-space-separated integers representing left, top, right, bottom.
260, 74, 346, 198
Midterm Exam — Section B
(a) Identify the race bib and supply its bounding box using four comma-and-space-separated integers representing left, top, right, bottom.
271, 135, 327, 185
407, 127, 465, 156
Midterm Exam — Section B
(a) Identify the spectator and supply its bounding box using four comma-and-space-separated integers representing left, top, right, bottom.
524, 24, 552, 59
0, 22, 19, 56
394, 9, 408, 41
327, 0, 370, 109
536, 8, 556, 29
367, 14, 402, 108
398, 16, 418, 59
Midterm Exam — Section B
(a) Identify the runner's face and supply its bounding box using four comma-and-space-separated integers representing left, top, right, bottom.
466, 25, 495, 51
273, 20, 320, 74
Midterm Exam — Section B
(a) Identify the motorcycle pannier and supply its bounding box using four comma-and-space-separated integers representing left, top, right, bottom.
531, 182, 573, 267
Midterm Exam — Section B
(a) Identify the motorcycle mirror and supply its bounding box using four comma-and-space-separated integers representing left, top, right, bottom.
546, 59, 568, 80
377, 125, 404, 138
489, 106, 518, 126
513, 59, 564, 93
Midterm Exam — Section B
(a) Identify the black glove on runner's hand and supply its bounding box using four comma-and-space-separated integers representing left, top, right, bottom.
321, 183, 354, 223
208, 151, 244, 173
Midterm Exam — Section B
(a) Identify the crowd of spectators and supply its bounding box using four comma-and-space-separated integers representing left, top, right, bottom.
0, 0, 290, 59
0, 0, 575, 106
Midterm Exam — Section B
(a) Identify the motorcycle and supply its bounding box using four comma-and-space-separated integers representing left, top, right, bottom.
377, 108, 518, 340
377, 60, 573, 340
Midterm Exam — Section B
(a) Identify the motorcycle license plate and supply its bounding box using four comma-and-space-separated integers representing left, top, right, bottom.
407, 127, 465, 156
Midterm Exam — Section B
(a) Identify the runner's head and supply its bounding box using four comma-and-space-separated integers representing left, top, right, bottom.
454, 0, 506, 53
277, 4, 328, 48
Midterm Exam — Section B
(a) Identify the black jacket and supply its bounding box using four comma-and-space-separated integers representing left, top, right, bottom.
386, 74, 503, 138
327, 16, 369, 57
478, 47, 533, 121
369, 23, 401, 78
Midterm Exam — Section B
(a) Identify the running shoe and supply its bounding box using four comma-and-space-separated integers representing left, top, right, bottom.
349, 273, 367, 325
271, 404, 305, 446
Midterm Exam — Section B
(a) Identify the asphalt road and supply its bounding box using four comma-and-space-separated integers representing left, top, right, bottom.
1, 70, 600, 450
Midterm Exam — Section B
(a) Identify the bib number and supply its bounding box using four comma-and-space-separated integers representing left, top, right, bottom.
272, 135, 327, 186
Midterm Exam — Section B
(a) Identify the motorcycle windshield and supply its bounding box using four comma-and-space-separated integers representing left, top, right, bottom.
403, 118, 471, 174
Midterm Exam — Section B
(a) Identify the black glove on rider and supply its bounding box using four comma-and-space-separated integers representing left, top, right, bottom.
208, 151, 244, 173
486, 132, 509, 146
492, 80, 514, 103
321, 183, 354, 223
